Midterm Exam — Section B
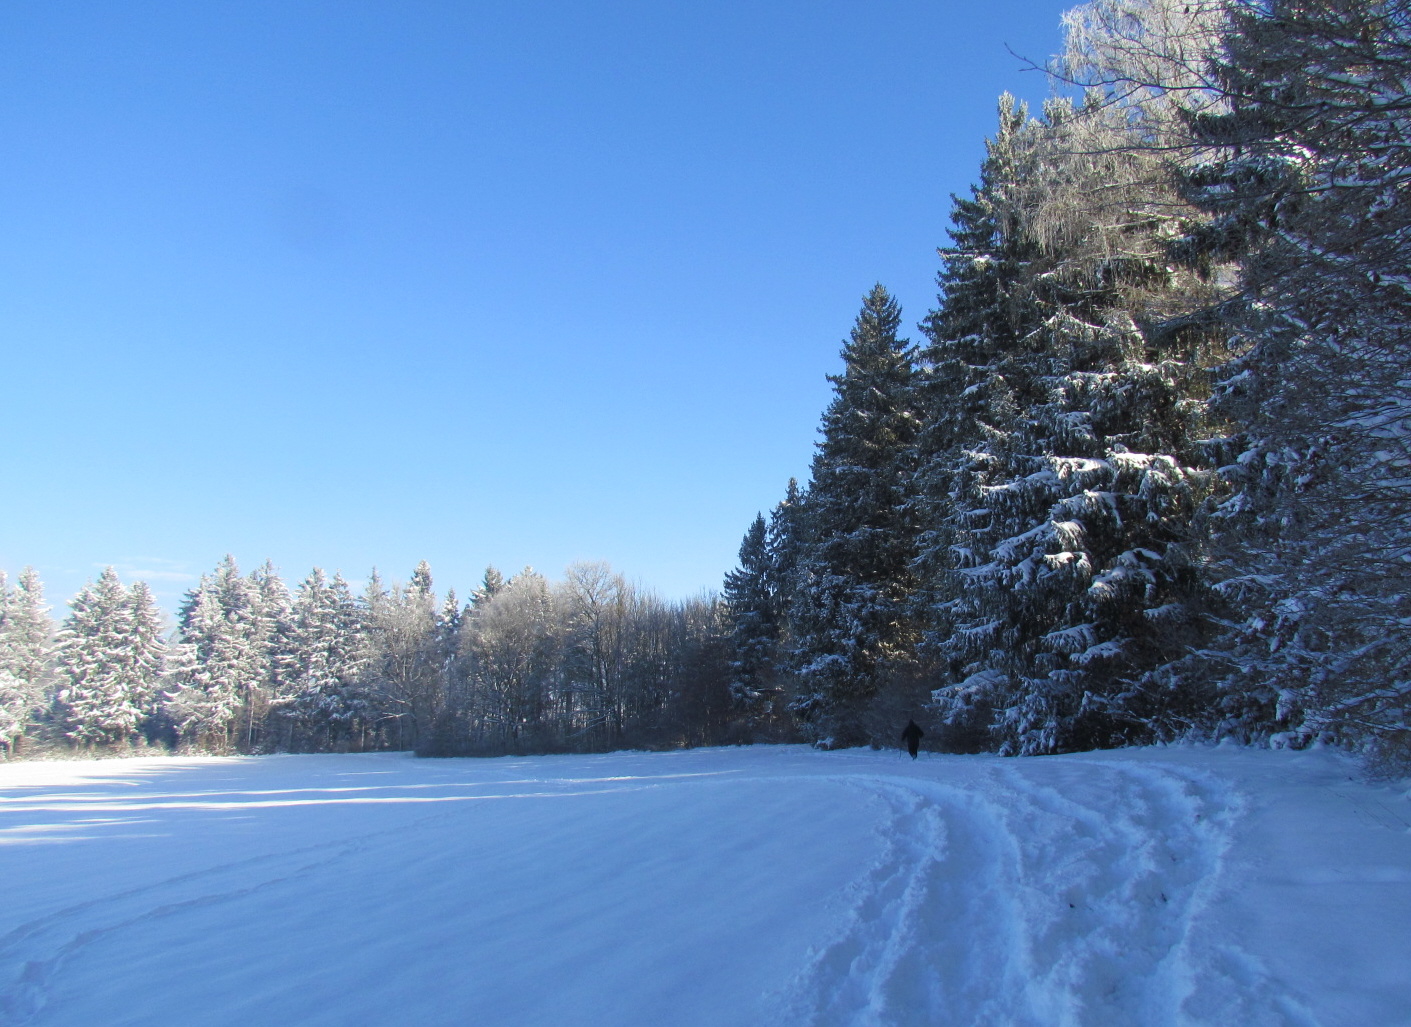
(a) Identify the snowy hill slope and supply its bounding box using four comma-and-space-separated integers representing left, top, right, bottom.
0, 745, 1407, 1026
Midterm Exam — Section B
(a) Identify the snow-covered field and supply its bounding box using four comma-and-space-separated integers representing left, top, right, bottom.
0, 745, 1408, 1026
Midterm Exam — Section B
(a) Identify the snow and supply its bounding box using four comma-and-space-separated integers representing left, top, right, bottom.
1, 744, 1408, 1026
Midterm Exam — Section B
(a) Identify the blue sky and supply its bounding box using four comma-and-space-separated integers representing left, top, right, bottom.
1, 0, 1074, 613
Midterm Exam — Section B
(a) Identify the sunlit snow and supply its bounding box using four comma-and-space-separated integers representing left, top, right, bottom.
1, 745, 1408, 1025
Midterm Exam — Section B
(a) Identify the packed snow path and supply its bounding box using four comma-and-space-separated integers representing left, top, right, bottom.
0, 746, 1407, 1026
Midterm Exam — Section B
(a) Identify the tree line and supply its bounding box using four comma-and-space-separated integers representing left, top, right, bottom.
0, 559, 736, 757
722, 0, 1411, 768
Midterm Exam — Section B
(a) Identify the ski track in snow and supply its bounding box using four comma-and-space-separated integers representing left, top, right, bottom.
783, 760, 1315, 1027
0, 747, 1401, 1026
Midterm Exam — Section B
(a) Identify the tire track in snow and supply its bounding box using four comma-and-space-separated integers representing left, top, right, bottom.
784, 760, 1314, 1026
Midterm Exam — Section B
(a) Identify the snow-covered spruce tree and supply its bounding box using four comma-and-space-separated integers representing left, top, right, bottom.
125, 581, 168, 733
788, 285, 921, 746
910, 95, 1044, 746
4, 568, 54, 697
278, 569, 368, 750
244, 560, 292, 749
1171, 0, 1411, 761
166, 556, 269, 750
470, 566, 505, 609
0, 664, 27, 755
722, 514, 780, 722
0, 568, 54, 753
764, 477, 808, 670
55, 568, 166, 746
922, 93, 1232, 755
439, 589, 462, 652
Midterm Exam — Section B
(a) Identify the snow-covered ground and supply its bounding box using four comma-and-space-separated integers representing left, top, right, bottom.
0, 745, 1407, 1026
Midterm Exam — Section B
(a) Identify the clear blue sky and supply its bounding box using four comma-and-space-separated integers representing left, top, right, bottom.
1, 0, 1074, 613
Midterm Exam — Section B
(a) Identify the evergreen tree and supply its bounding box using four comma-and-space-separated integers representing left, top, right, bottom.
765, 478, 807, 654
471, 567, 506, 609
410, 560, 434, 601
911, 93, 1043, 672
722, 514, 778, 717
56, 568, 164, 745
4, 568, 53, 692
0, 568, 53, 752
923, 95, 1230, 754
165, 556, 267, 749
362, 569, 390, 622
440, 589, 463, 639
438, 587, 463, 695
281, 569, 367, 748
246, 560, 291, 748
788, 285, 921, 745
0, 665, 28, 754
125, 580, 169, 730
1173, 0, 1411, 760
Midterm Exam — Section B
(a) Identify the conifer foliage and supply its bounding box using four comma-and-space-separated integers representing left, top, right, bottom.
280, 569, 367, 747
56, 568, 167, 746
724, 0, 1409, 767
0, 569, 52, 753
780, 286, 922, 744
1174, 0, 1411, 757
918, 93, 1230, 754
722, 514, 778, 717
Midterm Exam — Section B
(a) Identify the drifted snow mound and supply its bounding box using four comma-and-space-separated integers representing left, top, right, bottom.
0, 746, 1406, 1026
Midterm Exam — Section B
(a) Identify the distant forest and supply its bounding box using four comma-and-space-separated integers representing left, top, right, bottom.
3, 0, 1409, 767
0, 559, 737, 756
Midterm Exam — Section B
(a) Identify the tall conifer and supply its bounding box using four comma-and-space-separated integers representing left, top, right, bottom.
788, 285, 920, 744
723, 514, 778, 717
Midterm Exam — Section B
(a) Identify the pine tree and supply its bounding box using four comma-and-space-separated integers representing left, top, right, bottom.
788, 285, 921, 745
911, 93, 1043, 669
5, 568, 53, 693
56, 568, 164, 745
245, 560, 291, 748
362, 569, 390, 621
471, 567, 506, 609
722, 514, 778, 717
765, 478, 807, 655
0, 568, 53, 752
438, 587, 463, 698
281, 568, 367, 748
0, 665, 27, 754
125, 580, 168, 732
165, 556, 267, 749
1173, 0, 1411, 760
923, 95, 1231, 754
410, 560, 434, 601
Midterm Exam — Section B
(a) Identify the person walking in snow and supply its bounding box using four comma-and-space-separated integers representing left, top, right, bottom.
901, 720, 924, 760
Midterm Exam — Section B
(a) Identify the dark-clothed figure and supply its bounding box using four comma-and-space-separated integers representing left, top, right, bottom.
901, 720, 924, 760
